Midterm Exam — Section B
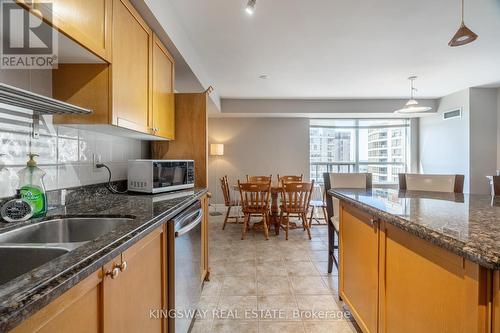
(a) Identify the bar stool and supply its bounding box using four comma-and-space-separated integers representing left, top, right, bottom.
308, 184, 328, 227
398, 173, 464, 193
324, 173, 372, 273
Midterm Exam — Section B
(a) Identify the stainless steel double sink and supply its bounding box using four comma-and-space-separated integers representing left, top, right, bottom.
0, 217, 133, 285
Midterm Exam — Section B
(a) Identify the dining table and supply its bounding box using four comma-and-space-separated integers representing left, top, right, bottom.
231, 182, 302, 235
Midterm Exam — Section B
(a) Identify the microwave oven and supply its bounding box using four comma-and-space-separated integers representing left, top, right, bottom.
128, 160, 195, 194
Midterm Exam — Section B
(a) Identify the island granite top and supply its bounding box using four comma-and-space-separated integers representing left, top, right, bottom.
0, 186, 207, 332
329, 188, 500, 270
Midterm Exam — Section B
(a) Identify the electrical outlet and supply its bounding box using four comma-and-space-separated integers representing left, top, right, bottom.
60, 189, 67, 205
93, 154, 102, 171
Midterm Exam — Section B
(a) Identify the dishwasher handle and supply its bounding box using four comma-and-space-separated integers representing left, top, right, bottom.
174, 209, 203, 238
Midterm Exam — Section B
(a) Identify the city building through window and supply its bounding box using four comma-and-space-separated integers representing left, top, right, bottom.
310, 119, 411, 184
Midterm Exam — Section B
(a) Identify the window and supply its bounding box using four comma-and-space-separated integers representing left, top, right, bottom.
310, 119, 411, 184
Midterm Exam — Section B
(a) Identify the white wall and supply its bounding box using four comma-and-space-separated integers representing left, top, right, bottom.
419, 89, 470, 191
469, 88, 498, 194
419, 88, 500, 194
208, 118, 309, 204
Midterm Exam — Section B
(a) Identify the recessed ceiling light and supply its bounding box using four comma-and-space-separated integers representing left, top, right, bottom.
259, 74, 269, 79
245, 0, 257, 15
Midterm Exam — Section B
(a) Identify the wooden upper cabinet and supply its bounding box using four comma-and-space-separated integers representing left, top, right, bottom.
152, 34, 175, 140
103, 227, 164, 333
50, 0, 177, 140
339, 204, 379, 333
111, 0, 153, 134
34, 0, 112, 61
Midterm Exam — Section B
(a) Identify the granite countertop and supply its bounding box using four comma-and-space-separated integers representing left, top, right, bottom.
329, 188, 500, 270
0, 186, 207, 332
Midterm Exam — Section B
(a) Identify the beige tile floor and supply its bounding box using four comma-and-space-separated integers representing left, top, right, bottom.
192, 214, 360, 333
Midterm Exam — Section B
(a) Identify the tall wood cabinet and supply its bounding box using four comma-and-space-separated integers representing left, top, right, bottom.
151, 93, 208, 187
201, 193, 210, 281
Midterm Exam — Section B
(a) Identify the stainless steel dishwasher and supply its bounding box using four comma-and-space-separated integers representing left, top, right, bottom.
167, 200, 203, 333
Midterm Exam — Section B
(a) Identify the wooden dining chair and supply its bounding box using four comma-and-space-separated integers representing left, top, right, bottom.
324, 173, 372, 273
280, 181, 314, 240
277, 174, 303, 183
238, 181, 272, 240
398, 173, 465, 193
246, 175, 272, 182
220, 176, 242, 230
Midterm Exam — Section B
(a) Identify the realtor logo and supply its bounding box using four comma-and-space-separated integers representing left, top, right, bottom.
0, 0, 58, 68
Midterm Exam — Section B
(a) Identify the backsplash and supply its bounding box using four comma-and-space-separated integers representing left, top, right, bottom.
0, 113, 149, 198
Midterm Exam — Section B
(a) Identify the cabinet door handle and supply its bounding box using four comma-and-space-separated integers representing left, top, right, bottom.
370, 218, 379, 232
105, 267, 120, 279
115, 261, 127, 272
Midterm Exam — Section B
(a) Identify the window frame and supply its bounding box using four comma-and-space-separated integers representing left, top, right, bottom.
309, 119, 412, 184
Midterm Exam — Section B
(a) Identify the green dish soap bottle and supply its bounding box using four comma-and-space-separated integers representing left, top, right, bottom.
18, 154, 47, 218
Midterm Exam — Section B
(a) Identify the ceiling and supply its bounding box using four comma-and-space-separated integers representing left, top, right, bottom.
167, 0, 500, 99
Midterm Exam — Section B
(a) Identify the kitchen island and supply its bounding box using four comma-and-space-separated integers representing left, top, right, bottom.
329, 188, 500, 333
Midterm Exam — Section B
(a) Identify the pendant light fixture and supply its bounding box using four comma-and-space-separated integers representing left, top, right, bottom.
245, 0, 257, 15
394, 76, 432, 114
449, 0, 478, 47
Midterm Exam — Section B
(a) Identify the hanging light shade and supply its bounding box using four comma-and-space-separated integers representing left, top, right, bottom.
449, 0, 478, 47
394, 76, 432, 114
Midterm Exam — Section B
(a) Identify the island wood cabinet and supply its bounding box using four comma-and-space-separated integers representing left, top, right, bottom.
50, 0, 175, 140
339, 203, 491, 333
494, 271, 500, 333
339, 205, 379, 333
33, 0, 112, 61
10, 226, 165, 333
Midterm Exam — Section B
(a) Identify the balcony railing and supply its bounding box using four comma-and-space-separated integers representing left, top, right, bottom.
310, 161, 406, 184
